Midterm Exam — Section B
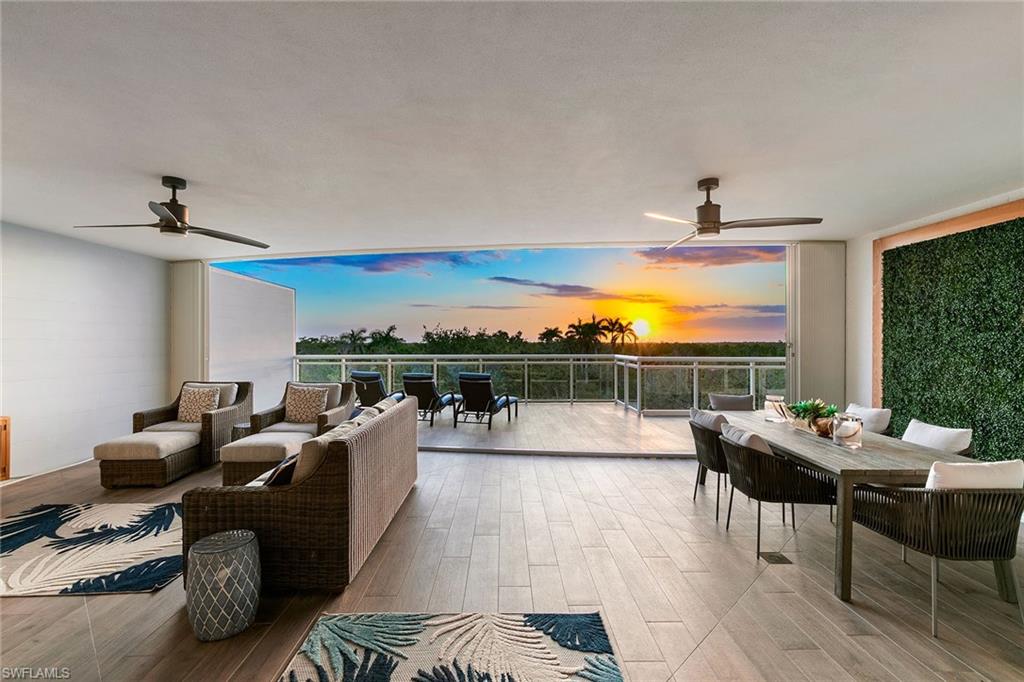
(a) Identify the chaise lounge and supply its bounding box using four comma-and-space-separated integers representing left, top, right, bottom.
94, 381, 253, 488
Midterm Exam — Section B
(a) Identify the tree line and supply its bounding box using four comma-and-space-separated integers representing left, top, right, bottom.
296, 316, 784, 357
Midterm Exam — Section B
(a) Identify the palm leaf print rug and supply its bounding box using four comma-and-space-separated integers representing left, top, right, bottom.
281, 612, 623, 682
0, 503, 183, 596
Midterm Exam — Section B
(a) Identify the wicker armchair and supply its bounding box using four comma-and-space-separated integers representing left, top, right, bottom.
853, 485, 1024, 636
690, 421, 730, 521
720, 434, 835, 559
182, 397, 418, 591
133, 381, 253, 467
250, 382, 356, 436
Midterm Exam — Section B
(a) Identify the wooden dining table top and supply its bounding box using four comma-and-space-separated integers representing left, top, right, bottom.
719, 410, 975, 481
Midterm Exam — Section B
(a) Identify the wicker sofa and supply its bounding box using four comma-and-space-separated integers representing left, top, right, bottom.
182, 396, 418, 591
98, 381, 253, 488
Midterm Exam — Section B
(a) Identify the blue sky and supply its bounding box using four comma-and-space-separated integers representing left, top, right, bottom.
213, 245, 787, 342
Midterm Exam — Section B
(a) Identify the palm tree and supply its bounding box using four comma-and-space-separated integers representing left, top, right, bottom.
618, 320, 638, 349
340, 328, 370, 354
565, 315, 607, 354
602, 317, 624, 350
537, 327, 564, 344
369, 325, 401, 351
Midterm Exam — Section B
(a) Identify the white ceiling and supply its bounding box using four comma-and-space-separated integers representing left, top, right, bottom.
3, 2, 1021, 262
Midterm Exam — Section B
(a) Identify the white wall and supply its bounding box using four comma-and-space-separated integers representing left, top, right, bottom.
0, 223, 169, 477
791, 241, 846, 405
208, 268, 295, 411
845, 189, 1024, 408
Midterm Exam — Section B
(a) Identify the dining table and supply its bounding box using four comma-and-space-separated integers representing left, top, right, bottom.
719, 410, 977, 602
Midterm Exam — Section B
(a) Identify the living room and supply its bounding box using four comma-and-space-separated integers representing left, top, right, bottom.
2, 2, 1022, 681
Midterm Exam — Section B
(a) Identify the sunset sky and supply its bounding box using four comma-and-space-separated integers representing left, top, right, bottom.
213, 245, 787, 342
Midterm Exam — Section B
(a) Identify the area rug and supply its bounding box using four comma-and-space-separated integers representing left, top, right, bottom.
281, 612, 622, 682
0, 503, 183, 596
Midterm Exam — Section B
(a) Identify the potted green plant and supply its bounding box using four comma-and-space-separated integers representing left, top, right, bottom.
787, 399, 838, 437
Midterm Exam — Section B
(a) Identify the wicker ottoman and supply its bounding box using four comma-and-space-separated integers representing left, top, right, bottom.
219, 432, 308, 485
94, 431, 201, 488
186, 530, 260, 642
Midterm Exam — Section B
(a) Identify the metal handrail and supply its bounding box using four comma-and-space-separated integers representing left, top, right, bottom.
294, 353, 787, 415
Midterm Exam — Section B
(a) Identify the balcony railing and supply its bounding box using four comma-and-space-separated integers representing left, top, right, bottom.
294, 353, 787, 415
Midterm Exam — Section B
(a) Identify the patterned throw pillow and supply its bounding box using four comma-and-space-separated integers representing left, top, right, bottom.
177, 386, 221, 423
285, 385, 330, 423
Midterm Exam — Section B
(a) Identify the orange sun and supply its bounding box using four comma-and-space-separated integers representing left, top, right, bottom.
633, 319, 651, 338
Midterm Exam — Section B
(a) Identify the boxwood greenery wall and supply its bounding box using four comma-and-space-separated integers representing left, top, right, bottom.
882, 217, 1023, 461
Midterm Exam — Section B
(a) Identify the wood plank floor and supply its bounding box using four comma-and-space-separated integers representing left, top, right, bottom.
2, 452, 1023, 681
417, 403, 695, 456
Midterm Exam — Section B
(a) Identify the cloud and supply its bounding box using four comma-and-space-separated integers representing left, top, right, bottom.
487, 276, 665, 303
635, 245, 786, 268
243, 251, 504, 274
688, 313, 787, 332
672, 303, 785, 315
409, 303, 534, 310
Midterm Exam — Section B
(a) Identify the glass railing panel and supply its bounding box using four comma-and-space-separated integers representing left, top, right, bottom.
696, 366, 753, 410
573, 359, 614, 401
527, 361, 570, 401
640, 365, 695, 410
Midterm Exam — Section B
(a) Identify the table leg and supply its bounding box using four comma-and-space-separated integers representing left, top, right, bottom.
834, 476, 854, 601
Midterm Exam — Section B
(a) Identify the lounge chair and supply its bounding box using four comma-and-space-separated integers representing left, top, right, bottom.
455, 372, 518, 430
349, 370, 404, 406
402, 373, 462, 426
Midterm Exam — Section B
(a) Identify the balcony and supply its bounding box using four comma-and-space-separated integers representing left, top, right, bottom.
294, 353, 786, 456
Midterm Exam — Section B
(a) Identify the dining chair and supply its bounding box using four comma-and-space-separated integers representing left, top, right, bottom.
845, 403, 893, 435
688, 408, 730, 521
853, 459, 1024, 636
708, 393, 755, 410
719, 425, 836, 559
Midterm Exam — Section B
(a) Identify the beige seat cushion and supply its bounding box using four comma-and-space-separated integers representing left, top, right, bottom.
185, 381, 239, 407
143, 420, 203, 433
290, 382, 344, 409
293, 411, 377, 484
94, 431, 200, 461
220, 432, 309, 463
368, 396, 400, 414
262, 421, 318, 436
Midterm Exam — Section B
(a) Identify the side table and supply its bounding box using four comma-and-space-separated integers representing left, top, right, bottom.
186, 529, 260, 641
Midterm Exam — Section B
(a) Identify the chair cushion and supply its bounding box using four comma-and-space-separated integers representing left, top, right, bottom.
494, 395, 518, 410
290, 382, 343, 409
143, 420, 203, 433
177, 386, 221, 422
721, 424, 775, 455
184, 382, 239, 407
370, 396, 400, 413
293, 411, 377, 484
902, 418, 972, 453
265, 455, 299, 486
708, 393, 754, 410
94, 431, 200, 461
690, 408, 728, 434
845, 403, 891, 434
261, 421, 319, 436
285, 385, 330, 423
925, 460, 1024, 490
220, 432, 309, 463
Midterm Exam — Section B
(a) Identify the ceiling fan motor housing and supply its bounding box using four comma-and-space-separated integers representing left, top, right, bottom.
161, 201, 189, 224
695, 201, 721, 237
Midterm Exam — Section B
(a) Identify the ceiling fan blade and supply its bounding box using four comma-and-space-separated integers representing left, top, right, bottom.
74, 223, 159, 228
148, 201, 179, 226
187, 226, 270, 249
720, 217, 822, 229
644, 212, 699, 227
664, 230, 698, 250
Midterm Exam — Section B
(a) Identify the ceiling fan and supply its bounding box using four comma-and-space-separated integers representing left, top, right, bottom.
645, 177, 822, 249
74, 176, 269, 249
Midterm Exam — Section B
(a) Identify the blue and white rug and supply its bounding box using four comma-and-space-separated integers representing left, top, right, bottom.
282, 612, 623, 682
0, 503, 183, 596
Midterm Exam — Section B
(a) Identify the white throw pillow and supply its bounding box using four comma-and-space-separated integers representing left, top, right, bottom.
902, 418, 972, 453
845, 403, 891, 434
689, 408, 728, 434
721, 423, 775, 456
925, 460, 1024, 490
177, 386, 220, 423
